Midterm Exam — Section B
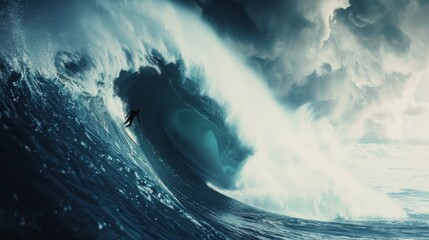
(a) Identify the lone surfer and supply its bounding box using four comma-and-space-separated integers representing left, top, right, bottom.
124, 108, 141, 127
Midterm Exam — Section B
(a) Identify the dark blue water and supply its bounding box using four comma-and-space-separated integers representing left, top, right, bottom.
1, 53, 428, 239
1, 0, 428, 239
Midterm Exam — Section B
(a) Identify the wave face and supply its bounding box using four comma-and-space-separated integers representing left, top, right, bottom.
113, 54, 251, 189
1, 0, 428, 239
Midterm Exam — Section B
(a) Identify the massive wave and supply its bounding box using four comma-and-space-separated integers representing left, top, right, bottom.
1, 0, 428, 239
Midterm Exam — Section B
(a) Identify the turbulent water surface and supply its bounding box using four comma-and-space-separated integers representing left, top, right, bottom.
1, 0, 429, 239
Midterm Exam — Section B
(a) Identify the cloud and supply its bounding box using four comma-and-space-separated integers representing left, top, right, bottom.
345, 0, 387, 28
335, 0, 412, 55
179, 0, 429, 138
405, 97, 429, 116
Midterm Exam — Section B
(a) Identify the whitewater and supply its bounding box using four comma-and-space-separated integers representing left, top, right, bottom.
1, 0, 428, 239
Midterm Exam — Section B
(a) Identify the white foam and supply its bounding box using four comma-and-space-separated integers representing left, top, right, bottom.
9, 0, 406, 221
149, 3, 406, 221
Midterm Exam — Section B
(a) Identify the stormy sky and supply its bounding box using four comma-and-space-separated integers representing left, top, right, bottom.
174, 0, 429, 139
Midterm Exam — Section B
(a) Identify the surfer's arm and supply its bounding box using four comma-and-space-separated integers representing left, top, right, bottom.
137, 115, 141, 124
125, 111, 132, 119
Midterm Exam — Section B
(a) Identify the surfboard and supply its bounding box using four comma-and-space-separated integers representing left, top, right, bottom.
124, 128, 139, 145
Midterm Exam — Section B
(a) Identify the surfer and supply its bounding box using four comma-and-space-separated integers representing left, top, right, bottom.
124, 108, 141, 127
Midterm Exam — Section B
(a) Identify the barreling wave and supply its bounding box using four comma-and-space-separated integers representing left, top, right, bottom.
1, 0, 406, 225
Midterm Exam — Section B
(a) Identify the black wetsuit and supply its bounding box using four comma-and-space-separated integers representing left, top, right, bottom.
124, 110, 140, 127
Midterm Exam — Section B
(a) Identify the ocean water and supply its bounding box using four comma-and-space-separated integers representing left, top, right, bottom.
1, 0, 428, 239
346, 142, 429, 223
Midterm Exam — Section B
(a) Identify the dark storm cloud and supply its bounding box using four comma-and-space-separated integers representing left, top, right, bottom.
335, 0, 412, 55
382, 24, 410, 54
343, 0, 387, 28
